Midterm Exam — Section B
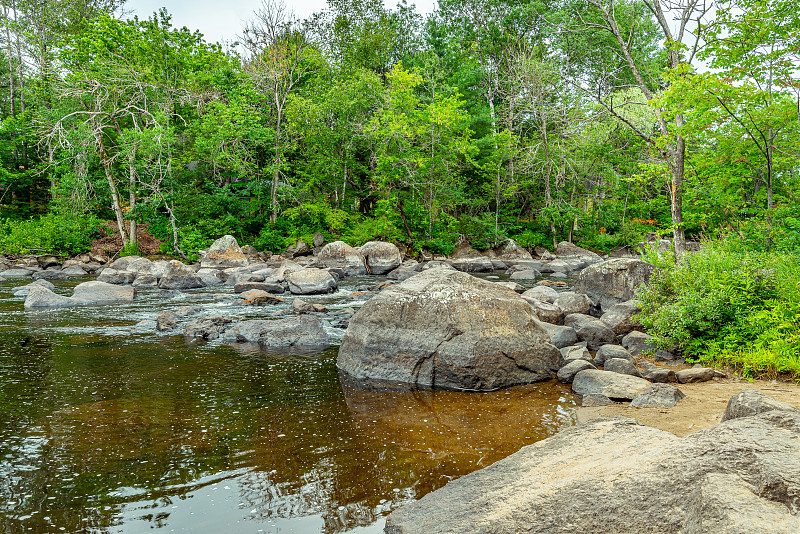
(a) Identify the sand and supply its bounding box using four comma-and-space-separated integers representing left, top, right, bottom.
576, 377, 800, 437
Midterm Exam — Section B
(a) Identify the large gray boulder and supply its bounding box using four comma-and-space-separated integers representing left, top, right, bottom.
721, 389, 800, 421
359, 241, 402, 275
199, 235, 248, 268
316, 241, 366, 276
563, 313, 615, 350
557, 359, 596, 384
575, 258, 656, 312
24, 281, 135, 309
385, 409, 800, 534
12, 279, 55, 296
72, 281, 136, 304
286, 268, 337, 295
572, 369, 651, 400
554, 292, 591, 316
223, 316, 331, 347
337, 269, 563, 390
158, 261, 206, 290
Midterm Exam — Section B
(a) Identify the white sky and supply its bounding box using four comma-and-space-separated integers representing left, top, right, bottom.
124, 0, 437, 45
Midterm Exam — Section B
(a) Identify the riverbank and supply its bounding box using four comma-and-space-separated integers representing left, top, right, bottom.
578, 376, 800, 436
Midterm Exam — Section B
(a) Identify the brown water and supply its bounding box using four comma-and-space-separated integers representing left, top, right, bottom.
0, 275, 577, 533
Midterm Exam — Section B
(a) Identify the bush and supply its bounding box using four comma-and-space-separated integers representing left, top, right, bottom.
0, 213, 101, 255
637, 238, 800, 378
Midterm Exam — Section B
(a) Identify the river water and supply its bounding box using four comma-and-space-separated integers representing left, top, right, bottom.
0, 273, 577, 533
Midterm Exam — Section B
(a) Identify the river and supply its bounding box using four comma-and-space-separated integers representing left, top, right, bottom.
0, 273, 576, 533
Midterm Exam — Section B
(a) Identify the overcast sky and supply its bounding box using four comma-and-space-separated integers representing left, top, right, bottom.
125, 0, 437, 45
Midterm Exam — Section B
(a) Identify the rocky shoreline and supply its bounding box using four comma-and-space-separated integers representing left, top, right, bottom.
4, 234, 795, 532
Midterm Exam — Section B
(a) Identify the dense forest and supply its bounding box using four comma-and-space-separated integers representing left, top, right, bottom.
0, 0, 798, 261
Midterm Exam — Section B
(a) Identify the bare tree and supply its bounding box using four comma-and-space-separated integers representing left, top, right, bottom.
242, 0, 316, 224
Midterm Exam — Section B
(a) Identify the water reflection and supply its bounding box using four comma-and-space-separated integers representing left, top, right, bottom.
0, 277, 577, 534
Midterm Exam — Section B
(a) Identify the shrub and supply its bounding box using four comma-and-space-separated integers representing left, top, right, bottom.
637, 238, 800, 378
0, 213, 101, 255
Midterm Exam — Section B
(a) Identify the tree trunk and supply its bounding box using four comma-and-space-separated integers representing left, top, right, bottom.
270, 107, 282, 225
128, 148, 137, 249
670, 128, 687, 259
96, 132, 128, 247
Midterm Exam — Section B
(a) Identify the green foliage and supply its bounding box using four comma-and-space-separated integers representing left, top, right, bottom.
119, 241, 141, 257
637, 239, 800, 378
0, 213, 101, 255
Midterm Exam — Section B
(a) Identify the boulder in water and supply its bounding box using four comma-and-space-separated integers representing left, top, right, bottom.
158, 261, 206, 290
199, 235, 248, 269
359, 241, 402, 275
336, 268, 563, 390
316, 241, 366, 276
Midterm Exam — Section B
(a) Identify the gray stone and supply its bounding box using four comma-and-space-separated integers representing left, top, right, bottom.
594, 344, 633, 366
108, 256, 154, 275
385, 410, 800, 534
239, 289, 284, 306
199, 235, 249, 268
12, 279, 55, 296
451, 256, 494, 273
509, 269, 540, 280
545, 259, 571, 273
572, 369, 651, 400
563, 313, 615, 350
386, 267, 418, 281
337, 269, 563, 391
493, 239, 532, 261
581, 393, 614, 407
522, 297, 563, 324
555, 241, 603, 263
223, 316, 331, 347
23, 285, 75, 308
196, 269, 224, 286
132, 274, 158, 287
631, 383, 686, 408
3, 268, 33, 278
494, 281, 525, 293
604, 358, 641, 378
71, 281, 136, 304
316, 241, 367, 276
97, 268, 136, 285
158, 261, 206, 290
676, 368, 715, 384
313, 232, 325, 248
638, 366, 677, 383
541, 322, 578, 349
286, 268, 337, 295
506, 260, 546, 273
557, 359, 596, 383
575, 258, 656, 312
359, 241, 402, 275
36, 254, 61, 269
61, 265, 88, 276
233, 281, 285, 294
560, 344, 592, 363
622, 330, 654, 351
32, 270, 69, 281
600, 300, 641, 335
156, 312, 178, 332
521, 285, 559, 303
721, 390, 800, 422
554, 292, 591, 315
184, 316, 233, 340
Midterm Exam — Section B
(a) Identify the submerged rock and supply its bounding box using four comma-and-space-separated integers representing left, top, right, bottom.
384, 408, 800, 534
223, 316, 331, 347
337, 268, 562, 390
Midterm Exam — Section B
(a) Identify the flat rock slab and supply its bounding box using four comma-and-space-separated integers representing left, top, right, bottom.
572, 369, 651, 400
385, 410, 800, 534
